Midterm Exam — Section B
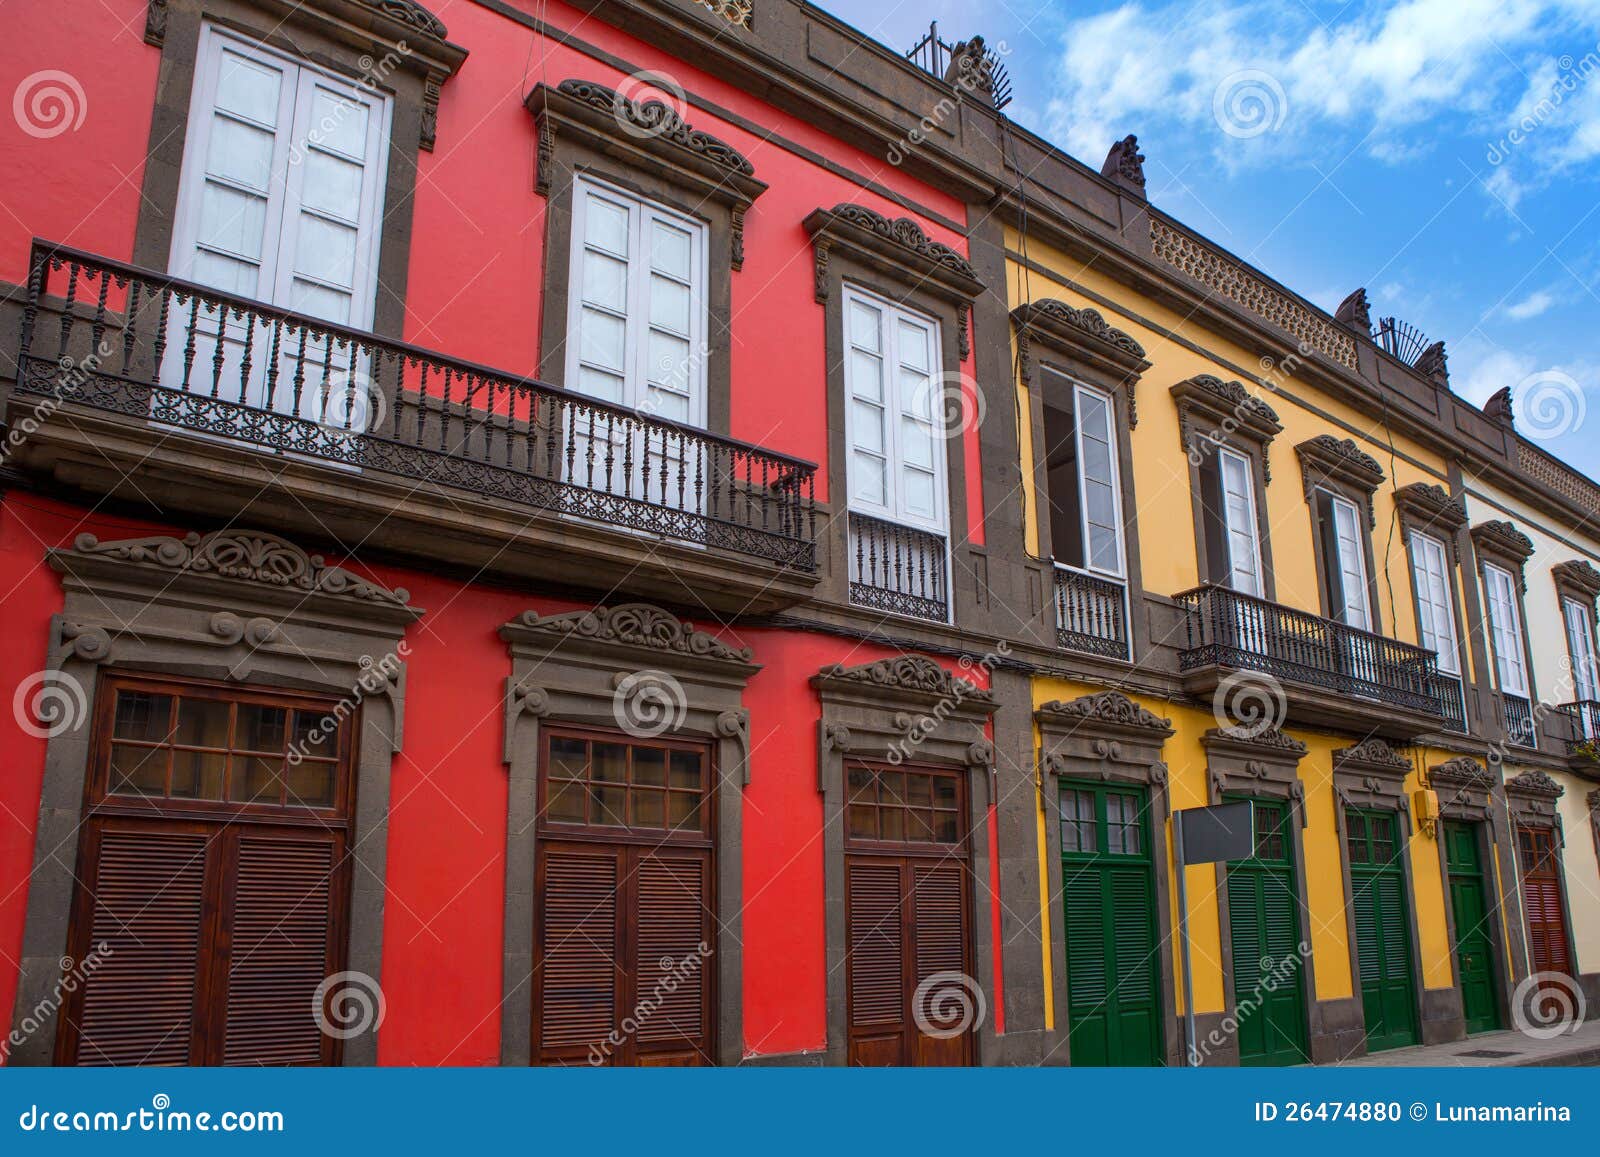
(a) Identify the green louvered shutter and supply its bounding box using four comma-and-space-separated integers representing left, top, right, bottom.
1062, 861, 1110, 1065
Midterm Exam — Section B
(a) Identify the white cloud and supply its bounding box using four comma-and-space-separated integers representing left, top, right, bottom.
1044, 0, 1600, 176
1504, 288, 1558, 320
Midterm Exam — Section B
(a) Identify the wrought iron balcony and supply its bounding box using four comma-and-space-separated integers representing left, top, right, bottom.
1558, 701, 1600, 764
9, 242, 818, 610
1174, 584, 1449, 737
1501, 694, 1537, 749
848, 512, 949, 623
1433, 672, 1468, 735
1054, 565, 1129, 660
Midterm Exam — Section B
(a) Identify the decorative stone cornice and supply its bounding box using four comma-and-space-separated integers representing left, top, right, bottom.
527, 80, 767, 269
813, 655, 993, 705
1100, 134, 1146, 197
1470, 521, 1535, 582
1428, 757, 1495, 792
1011, 300, 1146, 361
1506, 769, 1563, 798
554, 79, 754, 176
1296, 434, 1384, 496
1037, 691, 1174, 736
803, 205, 984, 360
1201, 725, 1308, 759
504, 603, 753, 666
1393, 482, 1467, 537
1552, 559, 1600, 602
1170, 374, 1283, 454
1333, 737, 1412, 777
58, 530, 410, 606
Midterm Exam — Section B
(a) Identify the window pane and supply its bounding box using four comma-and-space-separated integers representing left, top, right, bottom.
109, 744, 168, 796
850, 450, 886, 506
649, 274, 691, 336
933, 778, 957, 808
880, 807, 905, 841
581, 251, 627, 312
170, 750, 227, 801
896, 318, 931, 372
668, 791, 702, 829
669, 750, 703, 789
592, 785, 627, 826
549, 737, 587, 779
230, 754, 284, 803
114, 691, 175, 742
851, 399, 885, 453
650, 220, 692, 280
291, 710, 337, 759
284, 760, 335, 808
299, 149, 364, 223
934, 813, 958, 843
546, 778, 584, 823
847, 299, 881, 352
907, 775, 932, 806
633, 747, 667, 786
578, 308, 627, 373
631, 788, 665, 828
236, 703, 288, 753
585, 195, 629, 256
848, 349, 883, 402
592, 743, 627, 783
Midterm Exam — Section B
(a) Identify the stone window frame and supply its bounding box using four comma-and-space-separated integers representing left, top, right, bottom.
9, 528, 421, 1066
1200, 725, 1326, 1066
805, 204, 985, 615
1295, 435, 1386, 631
1425, 756, 1515, 1035
1551, 560, 1600, 703
134, 0, 466, 340
1329, 738, 1431, 1052
1394, 483, 1476, 731
1013, 299, 1152, 662
1504, 770, 1579, 984
1169, 374, 1283, 599
1470, 520, 1540, 738
1035, 691, 1180, 1066
812, 655, 998, 1067
498, 602, 757, 1068
526, 79, 767, 439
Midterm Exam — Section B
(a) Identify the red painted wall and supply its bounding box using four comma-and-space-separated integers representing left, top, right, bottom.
0, 0, 995, 1061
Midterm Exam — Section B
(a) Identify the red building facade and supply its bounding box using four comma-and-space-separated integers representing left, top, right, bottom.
0, 0, 1042, 1066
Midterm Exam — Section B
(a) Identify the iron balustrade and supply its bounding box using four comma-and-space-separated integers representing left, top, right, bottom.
1502, 694, 1537, 749
12, 241, 817, 570
1433, 672, 1468, 735
1053, 565, 1129, 660
1558, 700, 1600, 751
1175, 584, 1447, 718
848, 512, 949, 623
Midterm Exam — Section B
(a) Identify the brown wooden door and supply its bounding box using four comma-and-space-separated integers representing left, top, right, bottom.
56, 676, 353, 1066
1518, 826, 1572, 977
844, 762, 974, 1066
532, 729, 715, 1066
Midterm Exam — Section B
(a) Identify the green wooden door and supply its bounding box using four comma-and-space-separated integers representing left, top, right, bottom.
1226, 799, 1309, 1065
1346, 808, 1419, 1052
1442, 821, 1501, 1033
1060, 783, 1163, 1066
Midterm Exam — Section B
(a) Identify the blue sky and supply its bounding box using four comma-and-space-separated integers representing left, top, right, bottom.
820, 0, 1600, 482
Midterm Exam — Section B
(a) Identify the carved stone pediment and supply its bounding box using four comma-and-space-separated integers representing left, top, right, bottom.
1296, 434, 1384, 496
1471, 520, 1535, 570
1393, 482, 1467, 547
55, 530, 413, 609
1201, 725, 1308, 761
1011, 300, 1146, 362
1011, 298, 1150, 424
813, 655, 994, 709
1429, 757, 1496, 821
1506, 769, 1562, 798
1553, 559, 1600, 602
1037, 691, 1173, 737
503, 603, 754, 669
1334, 737, 1412, 777
1170, 374, 1282, 464
1429, 757, 1495, 792
1202, 726, 1307, 821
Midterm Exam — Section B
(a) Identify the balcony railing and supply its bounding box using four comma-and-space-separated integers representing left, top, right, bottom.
1433, 672, 1468, 735
848, 512, 949, 623
1502, 694, 1537, 749
1175, 584, 1446, 719
1558, 700, 1600, 752
1054, 565, 1128, 660
12, 241, 817, 571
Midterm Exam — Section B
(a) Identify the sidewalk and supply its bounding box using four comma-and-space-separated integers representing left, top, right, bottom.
1331, 1019, 1600, 1067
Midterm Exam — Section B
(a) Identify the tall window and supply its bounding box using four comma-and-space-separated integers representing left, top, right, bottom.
1409, 531, 1460, 674
565, 176, 708, 425
1199, 447, 1264, 597
843, 285, 945, 532
170, 27, 390, 331
1483, 563, 1530, 697
1314, 490, 1372, 630
1563, 597, 1600, 700
1042, 378, 1125, 578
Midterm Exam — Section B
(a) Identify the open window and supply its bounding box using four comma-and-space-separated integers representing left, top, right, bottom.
1552, 560, 1600, 742
1295, 435, 1384, 631
1394, 482, 1471, 733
